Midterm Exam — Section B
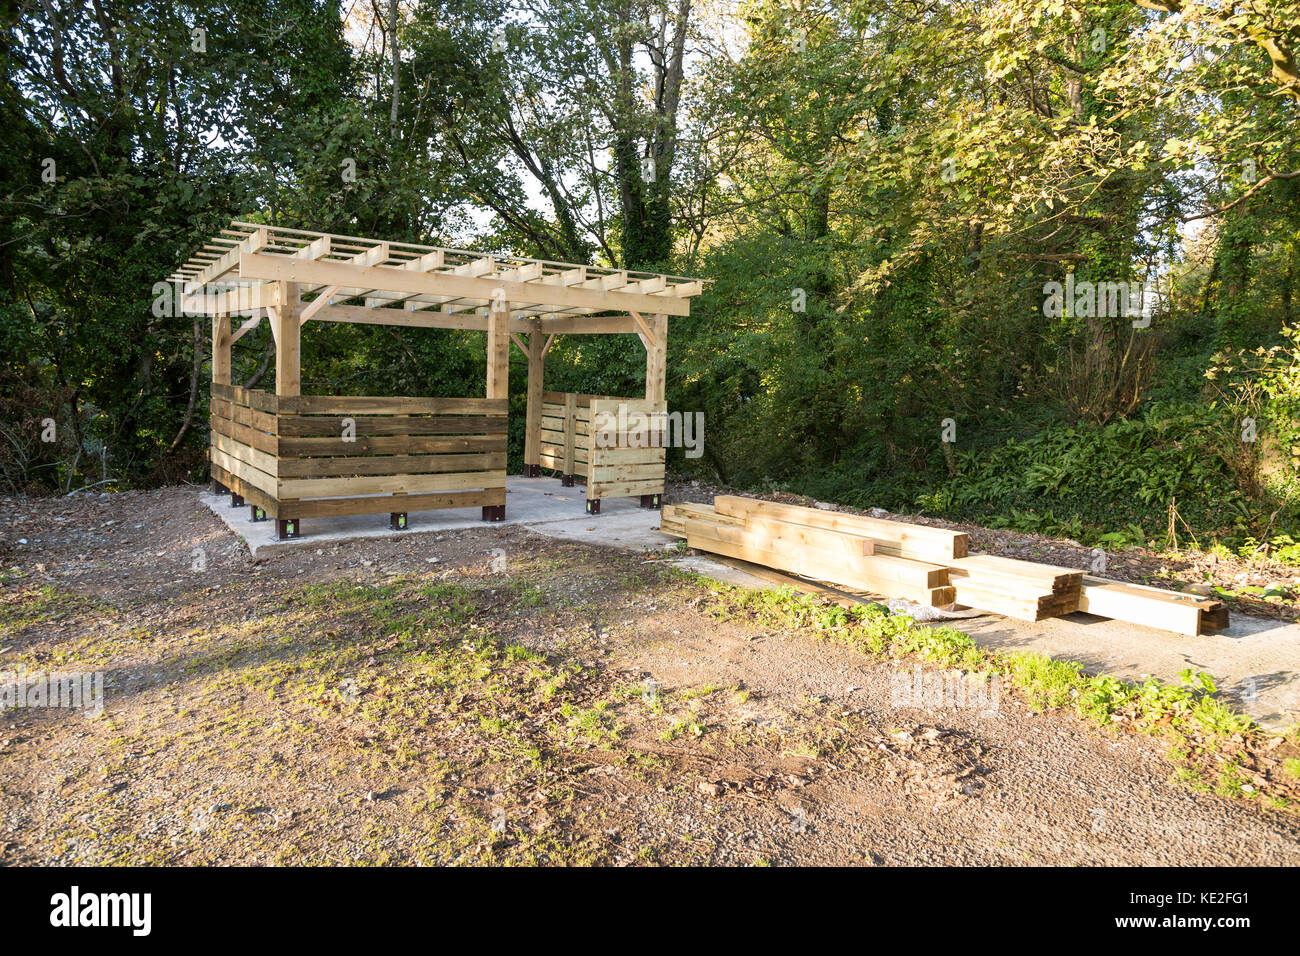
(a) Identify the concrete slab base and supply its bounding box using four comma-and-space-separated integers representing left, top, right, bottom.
201, 475, 672, 558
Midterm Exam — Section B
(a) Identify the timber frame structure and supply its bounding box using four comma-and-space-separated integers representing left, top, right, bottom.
169, 221, 705, 539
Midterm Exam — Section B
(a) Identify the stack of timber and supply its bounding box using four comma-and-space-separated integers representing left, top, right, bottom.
660, 496, 1229, 636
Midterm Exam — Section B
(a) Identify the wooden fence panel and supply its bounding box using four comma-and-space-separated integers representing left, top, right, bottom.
209, 388, 507, 520
587, 398, 667, 500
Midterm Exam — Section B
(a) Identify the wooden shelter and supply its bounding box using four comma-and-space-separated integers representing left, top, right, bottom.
169, 221, 704, 539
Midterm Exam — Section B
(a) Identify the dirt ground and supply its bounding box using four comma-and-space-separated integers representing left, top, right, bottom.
1, 485, 1298, 865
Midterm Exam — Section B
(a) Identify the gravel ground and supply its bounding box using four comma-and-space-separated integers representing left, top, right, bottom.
0, 485, 1296, 865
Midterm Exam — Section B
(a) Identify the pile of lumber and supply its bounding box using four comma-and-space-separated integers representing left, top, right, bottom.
661, 497, 1229, 636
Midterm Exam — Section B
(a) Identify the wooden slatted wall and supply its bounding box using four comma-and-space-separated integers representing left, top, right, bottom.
537, 391, 667, 500
209, 386, 507, 519
209, 383, 281, 515
588, 398, 667, 500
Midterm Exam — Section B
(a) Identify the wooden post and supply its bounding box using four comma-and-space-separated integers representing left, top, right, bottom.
486, 298, 510, 400
271, 282, 301, 532
212, 310, 232, 386
562, 392, 577, 484
481, 296, 511, 521
274, 281, 301, 397
523, 330, 545, 476
645, 312, 667, 403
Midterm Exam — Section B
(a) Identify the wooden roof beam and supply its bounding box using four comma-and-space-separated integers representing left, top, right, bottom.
237, 251, 691, 315
500, 261, 544, 283
580, 270, 627, 291
185, 227, 267, 295
633, 276, 667, 294
541, 266, 587, 287
297, 236, 332, 260
360, 251, 450, 308
350, 241, 389, 266
453, 256, 496, 279
658, 280, 703, 298
183, 281, 276, 315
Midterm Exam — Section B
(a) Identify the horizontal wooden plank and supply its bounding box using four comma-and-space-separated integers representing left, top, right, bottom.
209, 445, 277, 497
947, 554, 1083, 591
590, 398, 668, 414
542, 416, 590, 434
213, 400, 276, 434
659, 503, 744, 538
278, 434, 506, 457
211, 383, 278, 413
278, 469, 507, 499
275, 414, 507, 438
542, 391, 628, 406
1077, 576, 1213, 635
541, 425, 590, 443
539, 443, 588, 464
685, 518, 946, 589
277, 395, 508, 416
589, 446, 666, 465
240, 250, 692, 317
712, 496, 968, 562
210, 415, 278, 456
209, 461, 279, 518
684, 519, 953, 606
211, 430, 278, 477
588, 462, 666, 484
588, 477, 666, 499
951, 582, 1070, 622
538, 454, 587, 475
276, 452, 506, 479
735, 514, 877, 560
289, 488, 504, 519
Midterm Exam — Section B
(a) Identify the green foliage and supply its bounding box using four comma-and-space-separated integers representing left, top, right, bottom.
914, 402, 1271, 546
1, 0, 1296, 552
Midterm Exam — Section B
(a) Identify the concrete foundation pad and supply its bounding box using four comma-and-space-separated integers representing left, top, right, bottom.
202, 475, 671, 558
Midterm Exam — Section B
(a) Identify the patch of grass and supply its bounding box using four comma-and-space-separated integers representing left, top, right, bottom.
701, 580, 1289, 810
1006, 653, 1083, 711
569, 701, 621, 745
506, 579, 548, 607
661, 718, 704, 742
0, 584, 105, 632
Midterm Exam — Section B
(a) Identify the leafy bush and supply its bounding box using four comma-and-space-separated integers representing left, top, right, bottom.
781, 400, 1297, 558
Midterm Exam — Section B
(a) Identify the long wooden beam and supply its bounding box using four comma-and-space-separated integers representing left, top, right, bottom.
238, 251, 691, 317
533, 314, 639, 333
310, 302, 495, 331
183, 282, 276, 315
